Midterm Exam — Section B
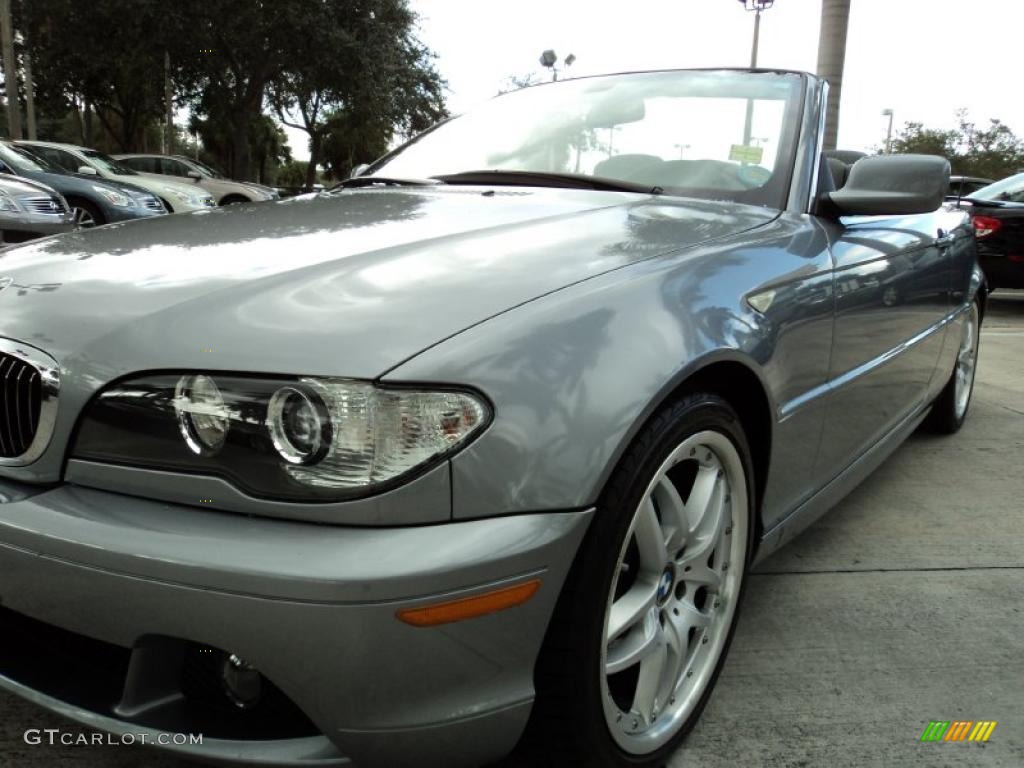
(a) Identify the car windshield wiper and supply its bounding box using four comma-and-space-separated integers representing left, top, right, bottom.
431, 170, 662, 195
332, 175, 443, 190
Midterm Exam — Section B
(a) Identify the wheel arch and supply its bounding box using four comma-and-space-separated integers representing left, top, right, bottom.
597, 352, 774, 544
219, 194, 251, 206
63, 195, 106, 225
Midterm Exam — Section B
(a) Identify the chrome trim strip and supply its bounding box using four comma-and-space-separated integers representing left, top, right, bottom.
779, 305, 964, 421
0, 338, 59, 466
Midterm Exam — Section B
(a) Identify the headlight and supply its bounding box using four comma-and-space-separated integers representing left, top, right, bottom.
175, 374, 229, 454
0, 193, 20, 212
163, 186, 199, 204
93, 186, 135, 208
72, 374, 490, 501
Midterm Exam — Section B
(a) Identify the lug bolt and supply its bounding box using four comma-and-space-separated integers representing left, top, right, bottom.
713, 599, 721, 608
633, 719, 639, 728
670, 696, 676, 705
702, 636, 708, 644
687, 669, 693, 677
722, 563, 729, 571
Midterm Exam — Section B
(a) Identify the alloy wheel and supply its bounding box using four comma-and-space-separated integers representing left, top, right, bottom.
954, 303, 979, 420
601, 429, 748, 754
72, 206, 97, 228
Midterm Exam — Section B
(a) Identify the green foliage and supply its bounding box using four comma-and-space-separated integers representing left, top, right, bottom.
275, 160, 319, 190
16, 0, 446, 183
889, 109, 1024, 180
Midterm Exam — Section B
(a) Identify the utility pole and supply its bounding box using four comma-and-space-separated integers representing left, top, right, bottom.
23, 48, 35, 140
164, 51, 173, 154
0, 0, 21, 139
816, 0, 852, 151
738, 1, 775, 146
881, 108, 894, 154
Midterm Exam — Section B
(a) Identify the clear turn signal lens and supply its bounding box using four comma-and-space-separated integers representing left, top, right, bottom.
284, 379, 488, 491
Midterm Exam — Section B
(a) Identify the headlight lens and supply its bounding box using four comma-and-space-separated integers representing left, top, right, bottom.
163, 187, 194, 203
175, 374, 229, 455
73, 374, 490, 501
93, 186, 134, 207
267, 385, 331, 465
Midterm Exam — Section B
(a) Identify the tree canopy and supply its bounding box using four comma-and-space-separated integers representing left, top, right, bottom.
888, 110, 1024, 180
13, 0, 447, 184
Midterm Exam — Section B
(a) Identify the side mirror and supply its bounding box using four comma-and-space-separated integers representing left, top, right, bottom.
827, 154, 949, 216
350, 163, 370, 179
77, 165, 99, 176
187, 170, 202, 180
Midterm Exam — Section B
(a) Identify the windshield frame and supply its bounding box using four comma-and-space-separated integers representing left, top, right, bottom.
366, 69, 807, 210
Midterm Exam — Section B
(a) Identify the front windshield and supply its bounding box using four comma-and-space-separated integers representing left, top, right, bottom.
970, 172, 1024, 203
370, 70, 804, 208
83, 149, 138, 175
0, 142, 52, 173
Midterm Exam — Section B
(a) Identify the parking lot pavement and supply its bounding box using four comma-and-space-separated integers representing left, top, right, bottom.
1, 291, 1022, 768
674, 289, 1024, 768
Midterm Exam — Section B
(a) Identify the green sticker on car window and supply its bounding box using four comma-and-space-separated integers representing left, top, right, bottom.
729, 144, 764, 164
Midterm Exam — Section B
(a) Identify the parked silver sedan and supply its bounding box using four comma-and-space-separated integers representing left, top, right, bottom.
113, 153, 279, 205
0, 69, 983, 768
0, 175, 75, 245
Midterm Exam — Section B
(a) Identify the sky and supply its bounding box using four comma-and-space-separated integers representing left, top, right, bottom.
283, 0, 1024, 161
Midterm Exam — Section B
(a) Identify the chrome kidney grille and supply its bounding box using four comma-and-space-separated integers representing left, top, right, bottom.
0, 340, 60, 465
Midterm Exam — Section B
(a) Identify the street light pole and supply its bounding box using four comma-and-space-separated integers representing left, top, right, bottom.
882, 108, 894, 154
738, 1, 775, 145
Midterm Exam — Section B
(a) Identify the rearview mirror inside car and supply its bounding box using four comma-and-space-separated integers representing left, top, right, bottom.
827, 154, 949, 216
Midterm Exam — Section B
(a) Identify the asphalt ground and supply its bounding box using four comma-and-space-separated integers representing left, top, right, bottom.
1, 290, 1022, 768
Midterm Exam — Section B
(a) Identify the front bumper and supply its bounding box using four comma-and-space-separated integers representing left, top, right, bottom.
0, 479, 591, 767
0, 212, 76, 238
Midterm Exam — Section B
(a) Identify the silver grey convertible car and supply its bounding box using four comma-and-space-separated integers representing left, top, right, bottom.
0, 69, 982, 768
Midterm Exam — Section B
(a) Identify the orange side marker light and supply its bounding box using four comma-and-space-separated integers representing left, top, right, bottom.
397, 579, 542, 628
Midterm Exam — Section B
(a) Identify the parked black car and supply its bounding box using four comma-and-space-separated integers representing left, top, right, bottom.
947, 175, 994, 200
962, 172, 1024, 289
0, 142, 167, 228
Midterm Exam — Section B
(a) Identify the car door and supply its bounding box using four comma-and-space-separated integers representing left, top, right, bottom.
813, 209, 951, 483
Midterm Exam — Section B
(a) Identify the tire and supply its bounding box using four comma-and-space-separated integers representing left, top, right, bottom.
925, 299, 980, 434
515, 393, 755, 768
67, 198, 105, 228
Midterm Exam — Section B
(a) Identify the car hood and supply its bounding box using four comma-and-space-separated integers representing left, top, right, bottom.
19, 169, 156, 200
108, 172, 203, 198
0, 186, 775, 380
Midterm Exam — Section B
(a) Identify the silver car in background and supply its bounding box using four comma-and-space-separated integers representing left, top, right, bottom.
0, 69, 983, 768
0, 175, 75, 245
113, 154, 279, 205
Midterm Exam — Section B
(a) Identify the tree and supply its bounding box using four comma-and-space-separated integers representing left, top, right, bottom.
889, 109, 1024, 180
269, 0, 446, 190
18, 0, 191, 151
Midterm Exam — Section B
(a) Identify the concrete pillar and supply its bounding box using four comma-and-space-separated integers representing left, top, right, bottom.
816, 0, 851, 151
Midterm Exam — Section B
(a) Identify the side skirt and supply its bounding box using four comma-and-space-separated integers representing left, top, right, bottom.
753, 404, 931, 564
